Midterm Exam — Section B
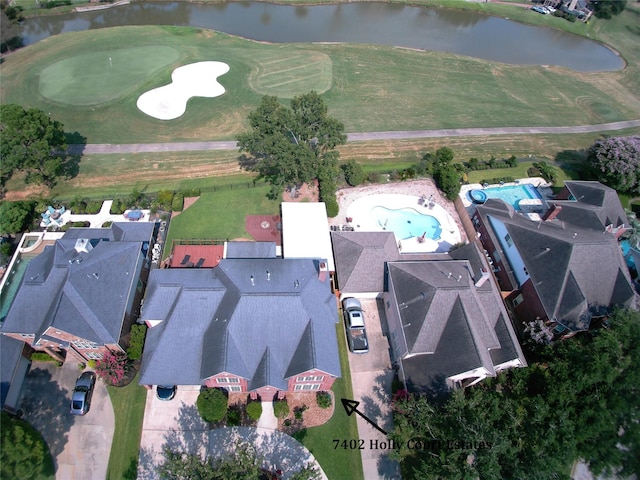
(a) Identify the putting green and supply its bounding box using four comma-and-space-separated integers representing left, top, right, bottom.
38, 46, 180, 106
245, 50, 332, 98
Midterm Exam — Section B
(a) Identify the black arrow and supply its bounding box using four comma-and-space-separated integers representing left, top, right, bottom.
341, 398, 388, 436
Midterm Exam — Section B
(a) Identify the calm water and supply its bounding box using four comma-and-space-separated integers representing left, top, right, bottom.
17, 2, 622, 72
370, 206, 443, 240
480, 184, 543, 210
0, 254, 36, 323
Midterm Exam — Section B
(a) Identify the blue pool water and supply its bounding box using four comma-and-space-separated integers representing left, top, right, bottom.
370, 206, 442, 240
0, 254, 36, 323
479, 184, 543, 210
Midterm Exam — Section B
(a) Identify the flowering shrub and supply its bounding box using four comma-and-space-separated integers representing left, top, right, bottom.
588, 135, 640, 195
95, 351, 129, 385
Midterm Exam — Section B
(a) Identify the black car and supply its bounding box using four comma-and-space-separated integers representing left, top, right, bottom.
342, 297, 369, 354
70, 371, 96, 415
156, 385, 177, 401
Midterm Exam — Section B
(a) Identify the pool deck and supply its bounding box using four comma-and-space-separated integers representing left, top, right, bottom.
459, 177, 555, 217
335, 179, 466, 253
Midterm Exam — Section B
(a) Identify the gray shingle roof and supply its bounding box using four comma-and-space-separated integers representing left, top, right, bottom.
139, 258, 341, 388
554, 181, 628, 230
1, 335, 25, 407
476, 195, 635, 331
1, 224, 151, 344
226, 241, 276, 259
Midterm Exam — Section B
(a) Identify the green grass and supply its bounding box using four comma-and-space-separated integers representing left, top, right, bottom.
293, 323, 364, 480
39, 46, 179, 106
106, 374, 147, 480
163, 184, 280, 256
1, 13, 639, 144
465, 160, 579, 186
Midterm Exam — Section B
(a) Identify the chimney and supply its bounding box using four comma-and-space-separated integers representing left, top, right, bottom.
318, 260, 328, 282
74, 238, 93, 254
542, 204, 562, 222
475, 268, 490, 288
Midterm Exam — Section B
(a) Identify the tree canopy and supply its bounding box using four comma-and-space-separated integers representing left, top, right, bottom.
421, 147, 461, 200
0, 200, 35, 235
0, 104, 69, 190
390, 308, 640, 479
237, 92, 346, 199
1, 412, 55, 480
588, 135, 640, 195
590, 0, 627, 19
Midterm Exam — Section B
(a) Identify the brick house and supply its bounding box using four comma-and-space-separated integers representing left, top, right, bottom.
472, 183, 635, 338
139, 257, 341, 400
1, 223, 154, 362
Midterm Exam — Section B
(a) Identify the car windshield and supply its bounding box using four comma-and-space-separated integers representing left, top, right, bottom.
72, 400, 84, 409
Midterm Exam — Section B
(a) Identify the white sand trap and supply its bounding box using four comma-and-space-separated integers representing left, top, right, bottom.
137, 61, 229, 120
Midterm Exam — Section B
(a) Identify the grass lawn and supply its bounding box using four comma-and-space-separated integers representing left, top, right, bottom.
106, 374, 147, 480
293, 323, 364, 480
466, 160, 580, 186
1, 10, 639, 144
163, 184, 280, 256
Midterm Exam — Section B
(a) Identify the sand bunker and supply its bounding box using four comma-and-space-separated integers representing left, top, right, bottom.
137, 61, 229, 120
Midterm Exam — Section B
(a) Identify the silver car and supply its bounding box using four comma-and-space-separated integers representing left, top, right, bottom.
70, 372, 96, 415
342, 298, 369, 354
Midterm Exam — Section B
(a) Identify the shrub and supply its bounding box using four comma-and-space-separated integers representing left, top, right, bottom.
294, 405, 308, 420
85, 201, 102, 214
480, 176, 516, 185
158, 190, 175, 208
95, 351, 130, 386
87, 359, 97, 369
31, 352, 60, 364
316, 392, 332, 409
433, 164, 461, 201
226, 407, 241, 426
110, 198, 128, 214
324, 195, 339, 218
246, 401, 263, 421
273, 399, 289, 419
171, 193, 184, 212
532, 161, 558, 184
367, 172, 382, 183
341, 160, 365, 186
126, 324, 147, 360
180, 188, 201, 197
197, 388, 228, 423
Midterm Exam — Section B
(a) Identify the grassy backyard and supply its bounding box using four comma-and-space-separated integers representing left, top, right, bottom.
294, 323, 364, 480
106, 374, 147, 480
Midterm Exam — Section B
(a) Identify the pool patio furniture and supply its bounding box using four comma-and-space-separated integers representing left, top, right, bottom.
195, 258, 205, 268
180, 255, 191, 265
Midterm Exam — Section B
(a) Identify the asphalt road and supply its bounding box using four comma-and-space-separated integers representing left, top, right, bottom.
67, 119, 640, 155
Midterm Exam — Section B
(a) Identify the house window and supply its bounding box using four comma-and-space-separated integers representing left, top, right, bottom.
296, 376, 323, 382
294, 384, 321, 391
512, 294, 524, 307
73, 340, 99, 349
86, 352, 103, 360
217, 377, 240, 384
20, 334, 35, 338
504, 233, 513, 247
226, 386, 242, 392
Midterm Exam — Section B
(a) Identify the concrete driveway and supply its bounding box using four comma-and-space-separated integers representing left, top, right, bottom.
346, 298, 400, 479
18, 361, 115, 480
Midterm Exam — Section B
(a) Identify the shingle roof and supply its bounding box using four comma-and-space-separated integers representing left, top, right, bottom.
1, 224, 151, 344
476, 195, 635, 331
1, 336, 25, 407
139, 258, 341, 388
226, 241, 277, 259
389, 242, 526, 395
553, 181, 628, 231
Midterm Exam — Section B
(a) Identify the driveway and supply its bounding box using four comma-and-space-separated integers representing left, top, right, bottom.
18, 361, 115, 480
346, 298, 400, 479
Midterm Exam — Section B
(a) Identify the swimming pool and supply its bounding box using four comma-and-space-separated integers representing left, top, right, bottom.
477, 184, 544, 211
370, 206, 442, 240
0, 254, 36, 323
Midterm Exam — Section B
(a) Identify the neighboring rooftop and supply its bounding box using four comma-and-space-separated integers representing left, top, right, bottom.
281, 203, 335, 271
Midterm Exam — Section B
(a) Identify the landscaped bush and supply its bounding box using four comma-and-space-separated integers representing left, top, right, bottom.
532, 161, 558, 183
126, 324, 147, 360
294, 404, 308, 420
226, 407, 241, 426
171, 193, 184, 212
95, 351, 130, 386
324, 195, 339, 218
273, 399, 289, 419
341, 160, 365, 186
367, 172, 382, 183
110, 198, 128, 214
316, 392, 332, 409
85, 201, 102, 214
246, 401, 263, 421
197, 388, 228, 423
157, 190, 175, 209
30, 352, 61, 365
180, 188, 201, 197
480, 176, 516, 185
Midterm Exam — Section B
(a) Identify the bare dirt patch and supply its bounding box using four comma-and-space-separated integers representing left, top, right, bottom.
282, 180, 319, 202
277, 391, 335, 431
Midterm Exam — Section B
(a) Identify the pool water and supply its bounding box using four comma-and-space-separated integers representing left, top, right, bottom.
370, 206, 442, 240
0, 254, 36, 323
481, 184, 543, 210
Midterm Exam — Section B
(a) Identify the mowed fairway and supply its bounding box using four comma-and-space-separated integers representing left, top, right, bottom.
1, 6, 639, 145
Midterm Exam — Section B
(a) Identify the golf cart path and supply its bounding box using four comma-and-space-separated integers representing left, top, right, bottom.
68, 119, 640, 154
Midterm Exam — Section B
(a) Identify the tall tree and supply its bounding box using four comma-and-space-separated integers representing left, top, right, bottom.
237, 92, 346, 199
0, 200, 35, 235
1, 412, 54, 479
390, 308, 640, 479
588, 135, 640, 195
590, 0, 627, 19
0, 104, 68, 189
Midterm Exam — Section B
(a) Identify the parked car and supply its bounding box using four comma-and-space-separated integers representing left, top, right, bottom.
70, 371, 96, 415
156, 385, 177, 401
342, 298, 369, 354
532, 5, 549, 14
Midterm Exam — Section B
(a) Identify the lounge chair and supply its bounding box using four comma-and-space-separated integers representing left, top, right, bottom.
195, 258, 205, 268
180, 254, 191, 265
